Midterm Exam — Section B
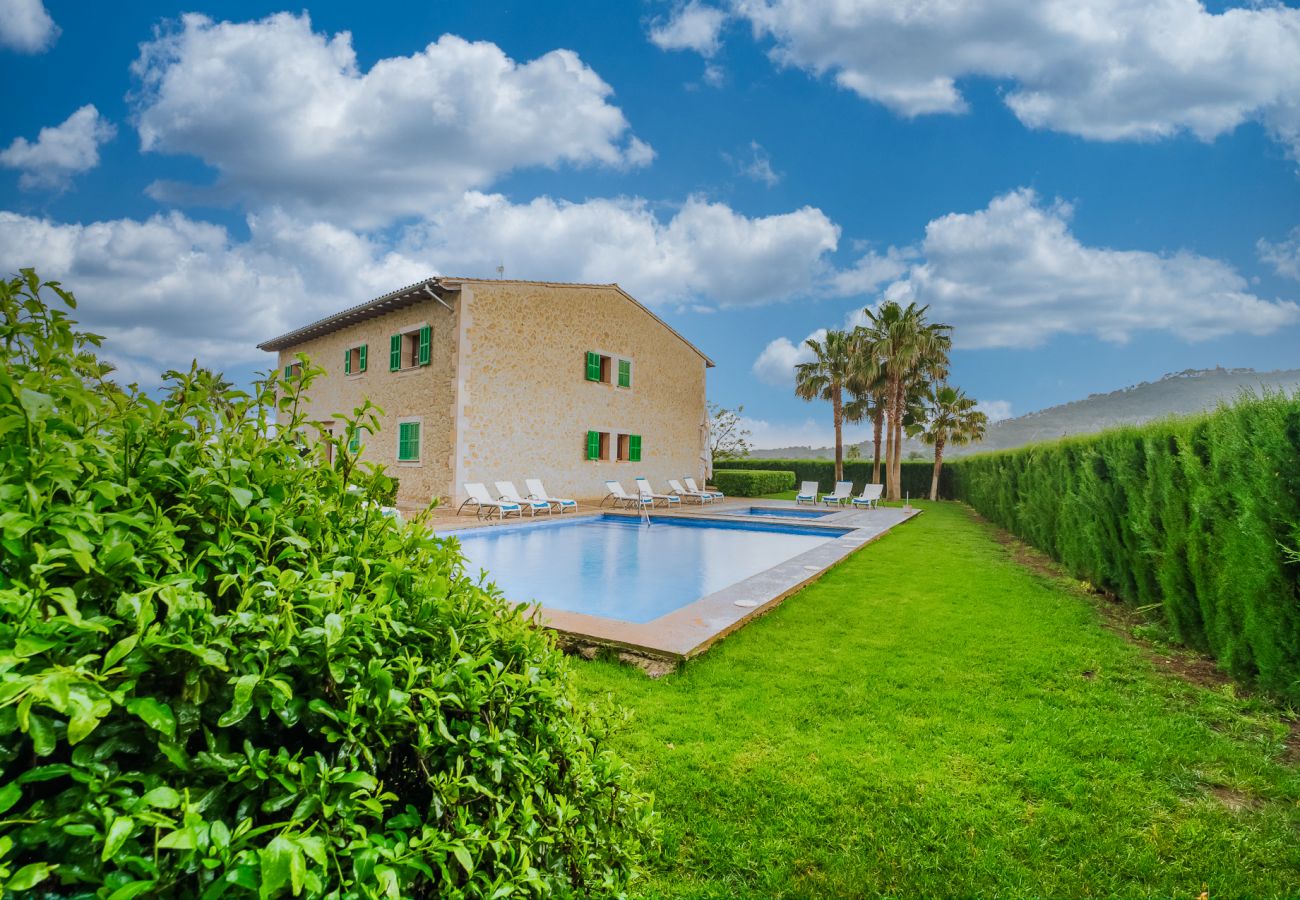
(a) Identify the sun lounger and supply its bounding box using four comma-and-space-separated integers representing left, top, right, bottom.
635, 477, 682, 507
795, 481, 819, 505
821, 481, 853, 506
668, 478, 711, 503
495, 481, 552, 516
684, 476, 724, 501
458, 482, 522, 520
603, 480, 653, 509
851, 483, 883, 509
525, 478, 576, 513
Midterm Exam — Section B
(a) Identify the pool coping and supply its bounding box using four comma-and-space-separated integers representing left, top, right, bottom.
435, 499, 921, 664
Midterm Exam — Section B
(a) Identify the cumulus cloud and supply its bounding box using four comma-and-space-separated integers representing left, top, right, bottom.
0, 209, 428, 382
711, 0, 1300, 157
751, 327, 826, 385
648, 2, 727, 55
1, 105, 115, 190
1258, 228, 1300, 281
402, 191, 840, 308
130, 12, 652, 226
882, 188, 1299, 348
0, 0, 57, 53
828, 245, 912, 297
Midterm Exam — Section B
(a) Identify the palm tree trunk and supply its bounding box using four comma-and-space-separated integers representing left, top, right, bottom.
871, 407, 883, 484
930, 437, 945, 501
832, 384, 843, 482
889, 378, 904, 500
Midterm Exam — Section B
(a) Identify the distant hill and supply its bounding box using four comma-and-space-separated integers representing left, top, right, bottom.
743, 367, 1300, 461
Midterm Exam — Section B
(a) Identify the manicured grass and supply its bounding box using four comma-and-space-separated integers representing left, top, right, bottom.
574, 501, 1300, 898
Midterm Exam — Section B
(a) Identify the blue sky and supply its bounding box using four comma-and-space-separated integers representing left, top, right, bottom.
2, 0, 1298, 447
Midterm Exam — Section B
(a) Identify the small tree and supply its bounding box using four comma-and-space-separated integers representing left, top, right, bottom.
794, 330, 855, 482
846, 444, 862, 460
708, 402, 752, 460
921, 383, 988, 500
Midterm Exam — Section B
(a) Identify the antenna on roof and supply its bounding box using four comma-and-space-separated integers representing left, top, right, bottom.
496, 262, 505, 279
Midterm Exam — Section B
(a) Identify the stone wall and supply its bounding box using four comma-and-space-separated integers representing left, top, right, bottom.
453, 281, 709, 503
276, 296, 458, 505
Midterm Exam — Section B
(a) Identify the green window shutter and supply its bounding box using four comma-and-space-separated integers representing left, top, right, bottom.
585, 351, 601, 382
348, 427, 360, 454
617, 359, 631, 388
389, 334, 401, 371
398, 422, 420, 461
344, 348, 351, 375
283, 365, 292, 379
629, 434, 642, 462
418, 325, 431, 366
586, 430, 600, 460
359, 344, 367, 372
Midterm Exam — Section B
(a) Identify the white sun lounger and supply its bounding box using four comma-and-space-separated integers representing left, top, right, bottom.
635, 477, 681, 507
458, 482, 522, 520
821, 481, 853, 506
683, 476, 724, 501
795, 481, 819, 505
495, 481, 552, 517
668, 478, 711, 504
602, 480, 652, 509
851, 483, 883, 509
525, 478, 576, 513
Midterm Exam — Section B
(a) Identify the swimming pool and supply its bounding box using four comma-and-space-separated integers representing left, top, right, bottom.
450, 514, 848, 623
722, 506, 837, 519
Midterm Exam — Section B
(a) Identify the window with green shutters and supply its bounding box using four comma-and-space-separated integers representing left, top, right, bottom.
586, 430, 601, 460
585, 351, 601, 381
617, 359, 631, 388
628, 434, 642, 462
389, 334, 401, 371
418, 325, 431, 366
397, 421, 421, 462
346, 344, 368, 375
358, 344, 367, 372
284, 365, 293, 379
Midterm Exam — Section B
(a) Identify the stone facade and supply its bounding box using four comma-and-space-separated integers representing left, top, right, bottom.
269, 280, 711, 507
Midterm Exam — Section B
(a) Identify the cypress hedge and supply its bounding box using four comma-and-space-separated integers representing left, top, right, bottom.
945, 393, 1300, 699
716, 458, 945, 499
711, 469, 796, 497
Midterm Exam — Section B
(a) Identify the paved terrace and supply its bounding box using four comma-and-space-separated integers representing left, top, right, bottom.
423, 497, 921, 667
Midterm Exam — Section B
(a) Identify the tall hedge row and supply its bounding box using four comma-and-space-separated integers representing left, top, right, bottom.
711, 469, 796, 497
946, 393, 1300, 699
716, 458, 945, 498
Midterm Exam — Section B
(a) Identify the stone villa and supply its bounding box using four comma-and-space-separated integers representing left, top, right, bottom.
258, 278, 714, 507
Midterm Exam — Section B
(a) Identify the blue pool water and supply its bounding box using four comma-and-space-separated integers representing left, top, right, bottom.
450, 514, 846, 623
723, 506, 836, 519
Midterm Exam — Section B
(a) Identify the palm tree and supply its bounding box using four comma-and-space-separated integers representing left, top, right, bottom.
921, 384, 988, 500
794, 329, 855, 482
843, 356, 887, 484
858, 302, 951, 500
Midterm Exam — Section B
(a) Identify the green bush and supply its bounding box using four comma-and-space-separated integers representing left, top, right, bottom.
710, 469, 795, 497
946, 394, 1300, 699
716, 458, 942, 498
0, 271, 654, 898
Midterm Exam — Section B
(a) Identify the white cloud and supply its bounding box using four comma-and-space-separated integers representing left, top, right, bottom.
883, 188, 1299, 348
975, 400, 1013, 422
723, 0, 1300, 157
1258, 228, 1300, 281
649, 2, 727, 56
402, 191, 840, 308
0, 0, 57, 53
829, 245, 912, 297
741, 414, 871, 450
131, 12, 652, 227
752, 327, 826, 385
723, 140, 780, 186
0, 209, 427, 382
1, 105, 115, 190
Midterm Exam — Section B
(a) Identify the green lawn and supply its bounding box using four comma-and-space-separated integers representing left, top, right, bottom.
574, 500, 1300, 898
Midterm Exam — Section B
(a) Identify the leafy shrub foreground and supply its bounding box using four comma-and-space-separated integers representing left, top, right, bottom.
947, 393, 1300, 700
0, 272, 654, 898
709, 469, 794, 497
